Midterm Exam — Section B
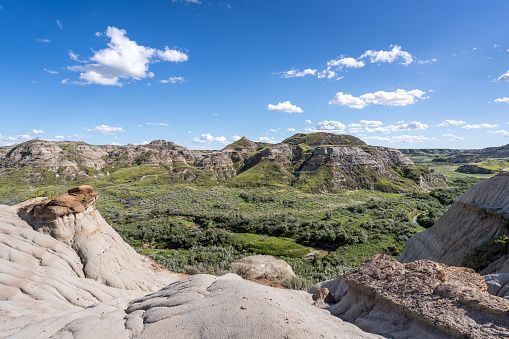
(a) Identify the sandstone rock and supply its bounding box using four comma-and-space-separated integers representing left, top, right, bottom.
229, 255, 296, 282
399, 172, 509, 267
327, 254, 509, 338
17, 187, 177, 291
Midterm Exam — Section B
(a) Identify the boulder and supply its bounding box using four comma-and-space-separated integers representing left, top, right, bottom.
228, 255, 296, 281
326, 254, 509, 338
485, 273, 509, 299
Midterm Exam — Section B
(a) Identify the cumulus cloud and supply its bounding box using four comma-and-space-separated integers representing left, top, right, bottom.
304, 120, 312, 125
30, 129, 44, 134
442, 133, 465, 141
306, 120, 346, 133
267, 101, 303, 113
36, 38, 51, 43
462, 123, 498, 129
494, 97, 509, 104
327, 57, 365, 69
329, 92, 367, 109
55, 136, 65, 139
360, 45, 413, 66
67, 27, 188, 86
488, 130, 509, 137
231, 135, 241, 141
286, 128, 296, 132
192, 133, 228, 144
348, 120, 383, 128
363, 135, 431, 143
496, 71, 509, 82
161, 76, 185, 84
275, 69, 317, 78
109, 142, 122, 145
146, 122, 170, 126
256, 136, 275, 143
330, 89, 425, 109
349, 121, 428, 134
437, 119, 465, 127
87, 125, 126, 135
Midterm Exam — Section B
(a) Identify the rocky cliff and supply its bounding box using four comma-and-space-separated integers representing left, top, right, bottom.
0, 133, 446, 192
399, 172, 509, 271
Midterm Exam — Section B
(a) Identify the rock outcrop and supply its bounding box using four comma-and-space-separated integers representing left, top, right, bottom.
313, 254, 509, 338
399, 172, 509, 268
0, 189, 377, 338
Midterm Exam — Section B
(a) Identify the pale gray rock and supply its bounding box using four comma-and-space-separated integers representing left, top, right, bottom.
229, 255, 295, 281
399, 172, 509, 267
485, 273, 509, 299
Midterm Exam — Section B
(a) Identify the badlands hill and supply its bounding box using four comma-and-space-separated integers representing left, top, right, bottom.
0, 133, 445, 192
1, 185, 509, 337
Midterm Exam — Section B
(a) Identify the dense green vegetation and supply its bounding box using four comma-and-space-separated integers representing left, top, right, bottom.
0, 156, 489, 289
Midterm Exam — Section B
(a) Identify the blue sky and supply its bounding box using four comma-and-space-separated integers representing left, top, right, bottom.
1, 0, 509, 149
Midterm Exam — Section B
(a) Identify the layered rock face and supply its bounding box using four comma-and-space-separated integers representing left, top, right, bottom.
0, 133, 446, 191
0, 188, 377, 338
398, 172, 509, 268
313, 254, 509, 338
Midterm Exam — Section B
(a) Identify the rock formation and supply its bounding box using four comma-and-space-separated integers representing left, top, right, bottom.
0, 188, 377, 338
398, 172, 509, 269
228, 255, 296, 281
0, 133, 446, 192
312, 254, 509, 338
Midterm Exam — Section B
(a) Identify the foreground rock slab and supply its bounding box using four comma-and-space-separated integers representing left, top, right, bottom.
316, 254, 509, 338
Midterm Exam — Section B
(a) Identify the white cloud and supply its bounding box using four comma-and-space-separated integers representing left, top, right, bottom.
30, 129, 44, 134
327, 57, 365, 69
68, 50, 88, 63
87, 125, 126, 135
360, 89, 426, 106
19, 135, 31, 140
363, 135, 431, 143
231, 135, 241, 141
161, 76, 185, 84
317, 70, 339, 79
61, 79, 70, 84
275, 68, 317, 78
462, 123, 498, 129
267, 101, 303, 113
348, 120, 383, 128
353, 121, 428, 134
43, 68, 59, 74
36, 38, 51, 43
437, 119, 465, 127
304, 120, 312, 125
488, 130, 509, 137
56, 20, 62, 29
286, 128, 296, 132
192, 133, 228, 144
256, 136, 275, 143
67, 27, 188, 86
306, 120, 346, 133
442, 133, 465, 141
55, 136, 65, 139
360, 45, 413, 66
494, 97, 509, 104
329, 92, 367, 109
496, 71, 509, 82
330, 89, 425, 109
146, 122, 170, 126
